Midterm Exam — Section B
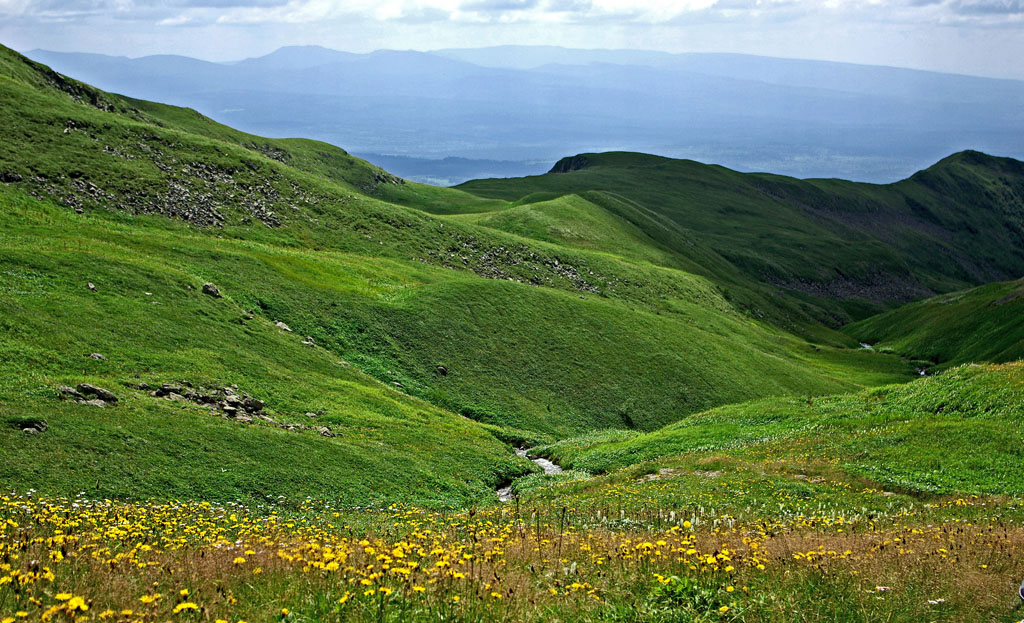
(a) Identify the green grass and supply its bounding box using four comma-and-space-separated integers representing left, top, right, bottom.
459, 151, 1024, 328
4, 43, 1024, 623
0, 191, 531, 506
0, 41, 1018, 518
533, 362, 1024, 496
845, 279, 1024, 369
0, 42, 918, 457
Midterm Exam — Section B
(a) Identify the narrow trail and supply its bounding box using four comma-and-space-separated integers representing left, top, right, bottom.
497, 449, 564, 502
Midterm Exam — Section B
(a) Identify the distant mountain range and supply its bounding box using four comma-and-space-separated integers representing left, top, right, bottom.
24, 45, 1024, 185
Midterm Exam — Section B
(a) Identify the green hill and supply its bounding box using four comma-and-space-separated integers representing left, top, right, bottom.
844, 278, 1024, 370
0, 44, 923, 504
5, 42, 1024, 623
532, 362, 1024, 495
458, 150, 1024, 326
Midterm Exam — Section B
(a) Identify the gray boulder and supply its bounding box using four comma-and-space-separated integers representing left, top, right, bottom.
77, 383, 118, 404
58, 385, 85, 400
201, 283, 221, 298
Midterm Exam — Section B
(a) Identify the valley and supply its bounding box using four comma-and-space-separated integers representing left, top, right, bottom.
1, 43, 1023, 622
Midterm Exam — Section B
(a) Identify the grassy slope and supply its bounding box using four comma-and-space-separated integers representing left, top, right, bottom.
458, 151, 1024, 326
533, 362, 1024, 496
0, 43, 915, 450
844, 279, 1024, 370
0, 190, 530, 506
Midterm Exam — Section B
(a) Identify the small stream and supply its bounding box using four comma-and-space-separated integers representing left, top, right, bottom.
497, 449, 563, 502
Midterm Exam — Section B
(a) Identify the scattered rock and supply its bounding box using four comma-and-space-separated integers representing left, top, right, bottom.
301, 336, 315, 347
86, 353, 105, 360
87, 282, 97, 292
16, 419, 47, 435
275, 321, 292, 332
148, 381, 336, 437
392, 382, 405, 389
153, 384, 184, 397
81, 399, 108, 408
436, 365, 448, 376
77, 383, 119, 404
201, 283, 222, 298
242, 397, 264, 413
58, 385, 85, 400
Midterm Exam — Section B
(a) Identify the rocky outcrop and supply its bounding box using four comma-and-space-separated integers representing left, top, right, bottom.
549, 155, 590, 174
149, 382, 336, 437
58, 383, 118, 407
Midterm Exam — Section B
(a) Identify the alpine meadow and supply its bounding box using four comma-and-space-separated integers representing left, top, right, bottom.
2, 21, 1024, 623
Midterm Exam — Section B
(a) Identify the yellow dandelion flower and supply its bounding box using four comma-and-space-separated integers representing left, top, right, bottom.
172, 602, 198, 614
66, 596, 88, 612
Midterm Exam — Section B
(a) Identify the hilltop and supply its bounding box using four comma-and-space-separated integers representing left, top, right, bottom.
458, 150, 1024, 326
0, 44, 927, 506
25, 44, 1024, 183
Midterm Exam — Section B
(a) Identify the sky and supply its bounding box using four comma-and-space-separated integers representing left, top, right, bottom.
2, 0, 1023, 79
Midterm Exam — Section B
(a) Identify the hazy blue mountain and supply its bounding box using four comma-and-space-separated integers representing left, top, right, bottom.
24, 45, 1024, 184
234, 45, 359, 70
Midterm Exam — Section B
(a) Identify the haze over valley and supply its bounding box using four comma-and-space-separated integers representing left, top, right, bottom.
25, 45, 1024, 185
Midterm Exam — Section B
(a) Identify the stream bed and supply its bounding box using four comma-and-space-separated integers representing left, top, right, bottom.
497, 449, 563, 502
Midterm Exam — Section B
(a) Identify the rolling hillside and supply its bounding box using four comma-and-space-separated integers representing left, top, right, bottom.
5, 42, 1024, 623
26, 45, 1024, 183
458, 151, 1024, 326
0, 44, 929, 507
845, 278, 1024, 369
